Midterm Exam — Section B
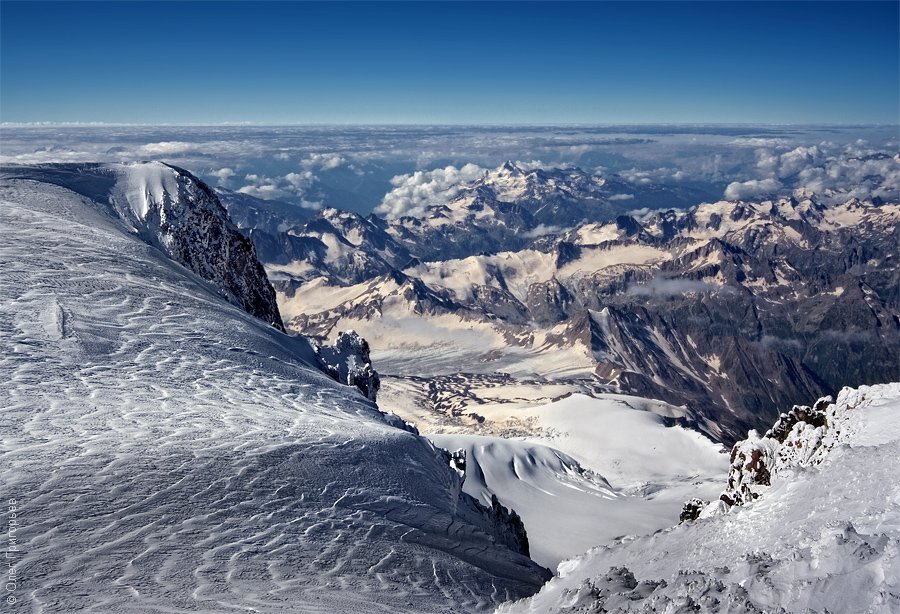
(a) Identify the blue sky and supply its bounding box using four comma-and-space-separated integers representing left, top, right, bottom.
1, 1, 898, 125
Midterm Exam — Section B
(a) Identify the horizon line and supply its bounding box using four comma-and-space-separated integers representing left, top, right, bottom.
3, 121, 899, 129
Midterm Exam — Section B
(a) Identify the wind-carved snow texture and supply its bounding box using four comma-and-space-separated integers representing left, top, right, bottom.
4, 162, 285, 331
316, 330, 382, 402
499, 383, 900, 613
0, 166, 550, 613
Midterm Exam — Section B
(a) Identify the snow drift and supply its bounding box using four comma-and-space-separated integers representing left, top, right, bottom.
0, 163, 549, 613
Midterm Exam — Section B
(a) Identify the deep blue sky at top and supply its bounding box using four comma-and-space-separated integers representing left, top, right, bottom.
1, 1, 898, 125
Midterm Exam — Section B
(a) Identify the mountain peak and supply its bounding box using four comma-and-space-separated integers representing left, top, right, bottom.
497, 160, 524, 175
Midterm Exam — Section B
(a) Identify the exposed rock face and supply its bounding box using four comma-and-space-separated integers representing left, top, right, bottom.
315, 330, 381, 401
120, 164, 286, 331
467, 494, 532, 559
4, 162, 285, 331
448, 448, 467, 478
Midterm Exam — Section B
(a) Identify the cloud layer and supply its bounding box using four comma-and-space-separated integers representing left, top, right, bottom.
626, 277, 717, 297
1, 125, 896, 214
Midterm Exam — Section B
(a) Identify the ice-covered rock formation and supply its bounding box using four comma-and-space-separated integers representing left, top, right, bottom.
718, 389, 870, 509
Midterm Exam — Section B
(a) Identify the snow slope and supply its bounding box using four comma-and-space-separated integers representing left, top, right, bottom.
5, 162, 285, 330
0, 166, 549, 613
499, 383, 900, 613
430, 394, 727, 570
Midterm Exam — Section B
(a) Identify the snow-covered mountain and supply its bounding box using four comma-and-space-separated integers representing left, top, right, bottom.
240, 161, 709, 276
499, 383, 900, 613
0, 163, 551, 612
267, 187, 899, 444
4, 158, 896, 613
6, 162, 285, 331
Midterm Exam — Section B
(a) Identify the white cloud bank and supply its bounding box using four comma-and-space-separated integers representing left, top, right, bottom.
300, 152, 346, 171
237, 171, 322, 209
724, 178, 781, 200
627, 277, 717, 297
209, 167, 235, 185
724, 144, 899, 203
136, 141, 199, 156
375, 163, 485, 219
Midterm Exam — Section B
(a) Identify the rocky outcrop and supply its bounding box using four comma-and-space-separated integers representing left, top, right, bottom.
713, 384, 894, 512
315, 330, 381, 401
679, 498, 707, 523
473, 494, 532, 558
118, 164, 285, 331
436, 443, 534, 560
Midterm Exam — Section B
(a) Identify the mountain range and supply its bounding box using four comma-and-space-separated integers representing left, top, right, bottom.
229, 161, 899, 444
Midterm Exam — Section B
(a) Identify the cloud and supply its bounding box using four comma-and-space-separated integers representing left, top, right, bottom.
820, 329, 876, 343
729, 137, 789, 147
608, 193, 634, 201
743, 143, 899, 203
514, 159, 574, 171
299, 152, 346, 171
626, 277, 717, 297
209, 167, 235, 185
1, 125, 895, 213
626, 207, 654, 219
375, 163, 485, 219
776, 145, 824, 178
625, 206, 679, 221
136, 141, 199, 156
520, 223, 573, 238
724, 178, 780, 200
618, 167, 683, 184
758, 335, 804, 351
284, 170, 316, 190
237, 171, 322, 209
